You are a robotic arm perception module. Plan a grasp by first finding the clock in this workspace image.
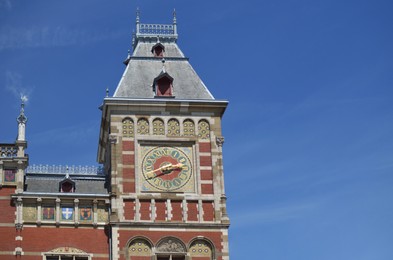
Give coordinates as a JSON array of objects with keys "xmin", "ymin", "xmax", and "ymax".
[{"xmin": 140, "ymin": 145, "xmax": 194, "ymax": 192}]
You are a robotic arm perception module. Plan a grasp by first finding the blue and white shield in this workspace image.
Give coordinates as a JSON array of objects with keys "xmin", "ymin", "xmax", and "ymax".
[{"xmin": 61, "ymin": 207, "xmax": 74, "ymax": 220}]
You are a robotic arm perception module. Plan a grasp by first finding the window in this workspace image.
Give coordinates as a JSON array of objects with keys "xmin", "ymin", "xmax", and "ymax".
[{"xmin": 152, "ymin": 42, "xmax": 165, "ymax": 57}]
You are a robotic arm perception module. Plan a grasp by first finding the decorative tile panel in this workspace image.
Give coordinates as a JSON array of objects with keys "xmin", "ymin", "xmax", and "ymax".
[
  {"xmin": 122, "ymin": 118, "xmax": 134, "ymax": 137},
  {"xmin": 137, "ymin": 118, "xmax": 149, "ymax": 135},
  {"xmin": 128, "ymin": 239, "xmax": 152, "ymax": 256},
  {"xmin": 198, "ymin": 120, "xmax": 210, "ymax": 139},
  {"xmin": 167, "ymin": 119, "xmax": 180, "ymax": 136},
  {"xmin": 183, "ymin": 119, "xmax": 195, "ymax": 136},
  {"xmin": 153, "ymin": 118, "xmax": 165, "ymax": 135}
]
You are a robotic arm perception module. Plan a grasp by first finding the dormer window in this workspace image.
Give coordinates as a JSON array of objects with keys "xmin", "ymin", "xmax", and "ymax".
[
  {"xmin": 152, "ymin": 42, "xmax": 165, "ymax": 57},
  {"xmin": 153, "ymin": 72, "xmax": 174, "ymax": 97},
  {"xmin": 59, "ymin": 174, "xmax": 75, "ymax": 193}
]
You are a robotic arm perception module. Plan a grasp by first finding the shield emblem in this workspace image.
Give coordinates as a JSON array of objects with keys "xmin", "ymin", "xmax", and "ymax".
[
  {"xmin": 61, "ymin": 207, "xmax": 74, "ymax": 220},
  {"xmin": 42, "ymin": 207, "xmax": 55, "ymax": 220},
  {"xmin": 80, "ymin": 207, "xmax": 92, "ymax": 220}
]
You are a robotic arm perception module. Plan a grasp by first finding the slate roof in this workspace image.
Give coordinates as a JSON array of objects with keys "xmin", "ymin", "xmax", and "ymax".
[
  {"xmin": 113, "ymin": 41, "xmax": 214, "ymax": 100},
  {"xmin": 24, "ymin": 174, "xmax": 108, "ymax": 195}
]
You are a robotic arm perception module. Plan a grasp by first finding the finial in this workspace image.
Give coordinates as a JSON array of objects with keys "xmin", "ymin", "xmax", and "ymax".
[
  {"xmin": 156, "ymin": 35, "xmax": 160, "ymax": 43},
  {"xmin": 17, "ymin": 96, "xmax": 27, "ymax": 124},
  {"xmin": 106, "ymin": 88, "xmax": 109, "ymax": 97},
  {"xmin": 173, "ymin": 8, "xmax": 177, "ymax": 24},
  {"xmin": 136, "ymin": 7, "xmax": 140, "ymax": 23}
]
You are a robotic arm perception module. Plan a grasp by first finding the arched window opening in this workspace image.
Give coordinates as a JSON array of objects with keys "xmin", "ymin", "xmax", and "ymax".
[
  {"xmin": 189, "ymin": 239, "xmax": 214, "ymax": 259},
  {"xmin": 128, "ymin": 238, "xmax": 152, "ymax": 259}
]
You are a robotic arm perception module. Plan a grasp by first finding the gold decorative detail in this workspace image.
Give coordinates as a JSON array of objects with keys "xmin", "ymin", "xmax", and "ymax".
[
  {"xmin": 137, "ymin": 118, "xmax": 149, "ymax": 135},
  {"xmin": 189, "ymin": 240, "xmax": 212, "ymax": 257},
  {"xmin": 153, "ymin": 118, "xmax": 165, "ymax": 135},
  {"xmin": 23, "ymin": 205, "xmax": 37, "ymax": 222},
  {"xmin": 167, "ymin": 118, "xmax": 180, "ymax": 136},
  {"xmin": 183, "ymin": 119, "xmax": 195, "ymax": 137},
  {"xmin": 122, "ymin": 118, "xmax": 134, "ymax": 138},
  {"xmin": 128, "ymin": 239, "xmax": 152, "ymax": 256},
  {"xmin": 198, "ymin": 120, "xmax": 210, "ymax": 139}
]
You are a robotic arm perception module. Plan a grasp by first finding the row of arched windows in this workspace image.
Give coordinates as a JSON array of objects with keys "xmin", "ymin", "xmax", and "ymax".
[
  {"xmin": 122, "ymin": 118, "xmax": 210, "ymax": 139},
  {"xmin": 128, "ymin": 236, "xmax": 214, "ymax": 259}
]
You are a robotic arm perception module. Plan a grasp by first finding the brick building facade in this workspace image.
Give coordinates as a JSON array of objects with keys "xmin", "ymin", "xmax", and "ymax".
[{"xmin": 0, "ymin": 11, "xmax": 229, "ymax": 260}]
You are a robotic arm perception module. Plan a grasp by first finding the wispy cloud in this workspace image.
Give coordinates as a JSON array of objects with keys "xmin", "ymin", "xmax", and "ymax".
[
  {"xmin": 0, "ymin": 0, "xmax": 12, "ymax": 11},
  {"xmin": 0, "ymin": 26, "xmax": 124, "ymax": 51},
  {"xmin": 5, "ymin": 71, "xmax": 33, "ymax": 103}
]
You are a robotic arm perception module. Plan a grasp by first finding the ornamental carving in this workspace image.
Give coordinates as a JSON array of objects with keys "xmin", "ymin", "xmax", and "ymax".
[
  {"xmin": 156, "ymin": 238, "xmax": 186, "ymax": 253},
  {"xmin": 216, "ymin": 136, "xmax": 225, "ymax": 147},
  {"xmin": 49, "ymin": 247, "xmax": 86, "ymax": 254}
]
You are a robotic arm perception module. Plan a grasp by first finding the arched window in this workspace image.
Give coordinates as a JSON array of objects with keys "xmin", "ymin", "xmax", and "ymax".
[
  {"xmin": 122, "ymin": 118, "xmax": 134, "ymax": 138},
  {"xmin": 153, "ymin": 118, "xmax": 165, "ymax": 135},
  {"xmin": 167, "ymin": 119, "xmax": 180, "ymax": 136},
  {"xmin": 189, "ymin": 239, "xmax": 214, "ymax": 259},
  {"xmin": 152, "ymin": 42, "xmax": 165, "ymax": 57},
  {"xmin": 198, "ymin": 120, "xmax": 210, "ymax": 139},
  {"xmin": 183, "ymin": 119, "xmax": 195, "ymax": 137},
  {"xmin": 137, "ymin": 118, "xmax": 149, "ymax": 135},
  {"xmin": 156, "ymin": 237, "xmax": 186, "ymax": 260},
  {"xmin": 128, "ymin": 238, "xmax": 153, "ymax": 259}
]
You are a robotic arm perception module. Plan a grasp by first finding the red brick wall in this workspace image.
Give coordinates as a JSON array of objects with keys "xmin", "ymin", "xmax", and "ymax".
[
  {"xmin": 0, "ymin": 227, "xmax": 16, "ymax": 251},
  {"xmin": 200, "ymin": 170, "xmax": 213, "ymax": 181},
  {"xmin": 201, "ymin": 184, "xmax": 213, "ymax": 195},
  {"xmin": 171, "ymin": 201, "xmax": 182, "ymax": 221},
  {"xmin": 20, "ymin": 227, "xmax": 109, "ymax": 254},
  {"xmin": 155, "ymin": 200, "xmax": 166, "ymax": 221},
  {"xmin": 122, "ymin": 154, "xmax": 134, "ymax": 165},
  {"xmin": 124, "ymin": 200, "xmax": 135, "ymax": 220},
  {"xmin": 122, "ymin": 141, "xmax": 135, "ymax": 151},
  {"xmin": 199, "ymin": 156, "xmax": 212, "ymax": 167},
  {"xmin": 202, "ymin": 201, "xmax": 214, "ymax": 221},
  {"xmin": 0, "ymin": 200, "xmax": 15, "ymax": 223},
  {"xmin": 199, "ymin": 143, "xmax": 211, "ymax": 153},
  {"xmin": 187, "ymin": 201, "xmax": 198, "ymax": 221},
  {"xmin": 140, "ymin": 200, "xmax": 151, "ymax": 220}
]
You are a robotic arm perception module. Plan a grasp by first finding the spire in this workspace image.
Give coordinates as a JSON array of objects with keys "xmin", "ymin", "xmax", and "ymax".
[
  {"xmin": 173, "ymin": 9, "xmax": 177, "ymax": 35},
  {"xmin": 136, "ymin": 7, "xmax": 140, "ymax": 24},
  {"xmin": 16, "ymin": 96, "xmax": 28, "ymax": 141}
]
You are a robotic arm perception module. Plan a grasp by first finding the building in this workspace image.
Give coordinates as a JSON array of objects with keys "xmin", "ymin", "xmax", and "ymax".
[{"xmin": 0, "ymin": 11, "xmax": 229, "ymax": 260}]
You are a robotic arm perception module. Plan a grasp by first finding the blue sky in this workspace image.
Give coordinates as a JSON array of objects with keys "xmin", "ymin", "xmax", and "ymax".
[{"xmin": 1, "ymin": 0, "xmax": 393, "ymax": 259}]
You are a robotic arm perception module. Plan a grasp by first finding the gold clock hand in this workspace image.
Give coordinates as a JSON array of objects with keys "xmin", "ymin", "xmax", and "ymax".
[{"xmin": 145, "ymin": 163, "xmax": 184, "ymax": 179}]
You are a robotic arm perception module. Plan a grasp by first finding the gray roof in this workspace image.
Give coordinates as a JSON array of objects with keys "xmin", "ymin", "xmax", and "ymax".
[
  {"xmin": 113, "ymin": 41, "xmax": 214, "ymax": 100},
  {"xmin": 24, "ymin": 174, "xmax": 108, "ymax": 195}
]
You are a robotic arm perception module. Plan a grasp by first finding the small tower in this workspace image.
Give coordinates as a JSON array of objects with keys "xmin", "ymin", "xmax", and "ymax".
[{"xmin": 98, "ymin": 11, "xmax": 230, "ymax": 260}]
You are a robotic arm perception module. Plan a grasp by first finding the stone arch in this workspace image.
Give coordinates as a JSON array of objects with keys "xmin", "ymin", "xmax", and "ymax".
[
  {"xmin": 188, "ymin": 237, "xmax": 215, "ymax": 259},
  {"xmin": 122, "ymin": 117, "xmax": 134, "ymax": 138}
]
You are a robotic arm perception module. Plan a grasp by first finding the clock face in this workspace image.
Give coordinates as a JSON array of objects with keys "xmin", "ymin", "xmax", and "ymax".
[{"xmin": 141, "ymin": 146, "xmax": 194, "ymax": 192}]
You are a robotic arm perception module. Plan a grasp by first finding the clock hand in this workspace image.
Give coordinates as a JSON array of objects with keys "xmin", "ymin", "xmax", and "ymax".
[{"xmin": 145, "ymin": 163, "xmax": 184, "ymax": 179}]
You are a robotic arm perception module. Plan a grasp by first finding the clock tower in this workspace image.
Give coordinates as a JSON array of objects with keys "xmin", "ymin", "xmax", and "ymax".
[{"xmin": 98, "ymin": 11, "xmax": 229, "ymax": 260}]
